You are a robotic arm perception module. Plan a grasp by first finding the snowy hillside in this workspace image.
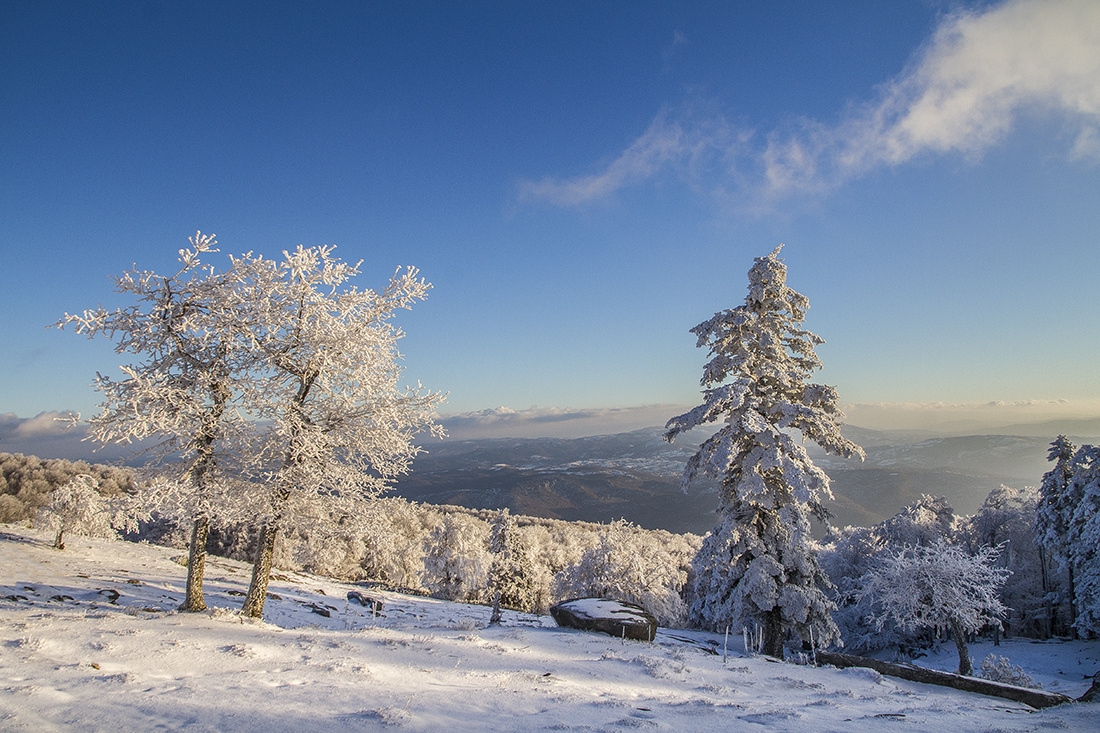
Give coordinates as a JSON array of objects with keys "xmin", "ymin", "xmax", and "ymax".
[{"xmin": 2, "ymin": 526, "xmax": 1096, "ymax": 732}]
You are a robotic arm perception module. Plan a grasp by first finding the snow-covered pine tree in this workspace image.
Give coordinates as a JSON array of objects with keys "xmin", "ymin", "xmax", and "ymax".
[
  {"xmin": 487, "ymin": 508, "xmax": 537, "ymax": 624},
  {"xmin": 1065, "ymin": 445, "xmax": 1099, "ymax": 636},
  {"xmin": 1035, "ymin": 435, "xmax": 1082, "ymax": 634},
  {"xmin": 235, "ymin": 246, "xmax": 444, "ymax": 618},
  {"xmin": 55, "ymin": 233, "xmax": 257, "ymax": 611},
  {"xmin": 857, "ymin": 539, "xmax": 1009, "ymax": 676},
  {"xmin": 665, "ymin": 245, "xmax": 864, "ymax": 659}
]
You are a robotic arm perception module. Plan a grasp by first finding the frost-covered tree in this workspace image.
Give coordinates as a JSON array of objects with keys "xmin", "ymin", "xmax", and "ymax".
[
  {"xmin": 35, "ymin": 474, "xmax": 122, "ymax": 549},
  {"xmin": 1035, "ymin": 436, "xmax": 1084, "ymax": 634},
  {"xmin": 821, "ymin": 496, "xmax": 962, "ymax": 654},
  {"xmin": 665, "ymin": 246, "xmax": 864, "ymax": 658},
  {"xmin": 1064, "ymin": 445, "xmax": 1100, "ymax": 636},
  {"xmin": 878, "ymin": 494, "xmax": 958, "ymax": 547},
  {"xmin": 553, "ymin": 518, "xmax": 689, "ymax": 627},
  {"xmin": 423, "ymin": 512, "xmax": 491, "ymax": 602},
  {"xmin": 858, "ymin": 539, "xmax": 1008, "ymax": 676},
  {"xmin": 235, "ymin": 246, "xmax": 444, "ymax": 618},
  {"xmin": 961, "ymin": 485, "xmax": 1046, "ymax": 638},
  {"xmin": 487, "ymin": 508, "xmax": 537, "ymax": 623},
  {"xmin": 358, "ymin": 497, "xmax": 435, "ymax": 590},
  {"xmin": 56, "ymin": 233, "xmax": 257, "ymax": 611},
  {"xmin": 818, "ymin": 525, "xmax": 894, "ymax": 653}
]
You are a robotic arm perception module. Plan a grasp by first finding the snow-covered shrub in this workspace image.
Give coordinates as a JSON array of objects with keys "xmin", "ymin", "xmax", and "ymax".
[
  {"xmin": 422, "ymin": 512, "xmax": 491, "ymax": 602},
  {"xmin": 34, "ymin": 474, "xmax": 118, "ymax": 548},
  {"xmin": 553, "ymin": 519, "xmax": 689, "ymax": 627},
  {"xmin": 979, "ymin": 654, "xmax": 1039, "ymax": 688}
]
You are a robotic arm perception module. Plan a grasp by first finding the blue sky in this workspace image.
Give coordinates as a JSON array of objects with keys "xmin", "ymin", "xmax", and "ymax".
[{"xmin": 2, "ymin": 0, "xmax": 1098, "ymax": 446}]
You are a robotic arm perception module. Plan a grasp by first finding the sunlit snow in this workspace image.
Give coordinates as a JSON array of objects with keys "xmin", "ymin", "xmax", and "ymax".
[{"xmin": 2, "ymin": 526, "xmax": 1096, "ymax": 731}]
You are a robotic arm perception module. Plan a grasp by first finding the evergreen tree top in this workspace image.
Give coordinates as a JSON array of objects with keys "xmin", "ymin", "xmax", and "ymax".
[{"xmin": 666, "ymin": 245, "xmax": 863, "ymax": 465}]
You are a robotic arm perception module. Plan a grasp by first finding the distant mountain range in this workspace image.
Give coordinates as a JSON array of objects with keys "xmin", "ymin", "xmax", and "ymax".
[{"xmin": 393, "ymin": 423, "xmax": 1100, "ymax": 534}]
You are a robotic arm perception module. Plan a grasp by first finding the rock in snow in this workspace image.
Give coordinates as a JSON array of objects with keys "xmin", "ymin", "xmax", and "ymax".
[
  {"xmin": 550, "ymin": 598, "xmax": 658, "ymax": 641},
  {"xmin": 347, "ymin": 590, "xmax": 384, "ymax": 612}
]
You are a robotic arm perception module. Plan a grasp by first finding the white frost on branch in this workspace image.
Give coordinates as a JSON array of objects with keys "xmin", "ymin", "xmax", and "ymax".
[{"xmin": 858, "ymin": 539, "xmax": 1009, "ymax": 637}]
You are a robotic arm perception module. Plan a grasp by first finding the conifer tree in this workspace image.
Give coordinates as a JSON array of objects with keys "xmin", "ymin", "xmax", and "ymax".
[
  {"xmin": 1053, "ymin": 443, "xmax": 1100, "ymax": 636},
  {"xmin": 666, "ymin": 245, "xmax": 863, "ymax": 658},
  {"xmin": 487, "ymin": 508, "xmax": 536, "ymax": 624},
  {"xmin": 1068, "ymin": 447, "xmax": 1100, "ymax": 635},
  {"xmin": 1035, "ymin": 435, "xmax": 1082, "ymax": 633}
]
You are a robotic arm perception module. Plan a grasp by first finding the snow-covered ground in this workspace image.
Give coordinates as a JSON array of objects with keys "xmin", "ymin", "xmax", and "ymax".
[{"xmin": 1, "ymin": 526, "xmax": 1096, "ymax": 732}]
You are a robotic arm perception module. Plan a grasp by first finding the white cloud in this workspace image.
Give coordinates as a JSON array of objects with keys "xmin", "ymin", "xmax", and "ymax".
[
  {"xmin": 841, "ymin": 398, "xmax": 1100, "ymax": 433},
  {"xmin": 522, "ymin": 0, "xmax": 1100, "ymax": 205},
  {"xmin": 779, "ymin": 0, "xmax": 1100, "ymax": 191},
  {"xmin": 437, "ymin": 404, "xmax": 686, "ymax": 440},
  {"xmin": 0, "ymin": 411, "xmax": 79, "ymax": 440}
]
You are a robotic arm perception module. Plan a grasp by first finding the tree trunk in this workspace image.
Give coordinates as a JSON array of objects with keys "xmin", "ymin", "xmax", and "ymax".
[
  {"xmin": 53, "ymin": 528, "xmax": 65, "ymax": 550},
  {"xmin": 488, "ymin": 589, "xmax": 502, "ymax": 626},
  {"xmin": 1068, "ymin": 565, "xmax": 1077, "ymax": 639},
  {"xmin": 179, "ymin": 513, "xmax": 210, "ymax": 612},
  {"xmin": 950, "ymin": 620, "xmax": 972, "ymax": 676},
  {"xmin": 761, "ymin": 607, "xmax": 785, "ymax": 660},
  {"xmin": 242, "ymin": 521, "xmax": 278, "ymax": 618},
  {"xmin": 1038, "ymin": 546, "xmax": 1053, "ymax": 639},
  {"xmin": 815, "ymin": 651, "xmax": 1075, "ymax": 709}
]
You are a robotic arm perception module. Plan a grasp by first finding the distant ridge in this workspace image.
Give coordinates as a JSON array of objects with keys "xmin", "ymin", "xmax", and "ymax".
[{"xmin": 394, "ymin": 421, "xmax": 1095, "ymax": 534}]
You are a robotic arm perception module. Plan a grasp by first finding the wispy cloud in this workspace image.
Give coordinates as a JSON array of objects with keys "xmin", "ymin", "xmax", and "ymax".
[
  {"xmin": 522, "ymin": 0, "xmax": 1100, "ymax": 205},
  {"xmin": 518, "ymin": 107, "xmax": 747, "ymax": 206}
]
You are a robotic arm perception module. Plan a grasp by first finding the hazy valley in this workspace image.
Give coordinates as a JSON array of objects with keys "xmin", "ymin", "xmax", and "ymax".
[{"xmin": 394, "ymin": 422, "xmax": 1100, "ymax": 532}]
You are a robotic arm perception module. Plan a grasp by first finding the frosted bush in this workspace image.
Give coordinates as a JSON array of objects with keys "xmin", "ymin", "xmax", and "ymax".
[
  {"xmin": 979, "ymin": 655, "xmax": 1039, "ymax": 689},
  {"xmin": 553, "ymin": 518, "xmax": 688, "ymax": 627},
  {"xmin": 34, "ymin": 474, "xmax": 118, "ymax": 548}
]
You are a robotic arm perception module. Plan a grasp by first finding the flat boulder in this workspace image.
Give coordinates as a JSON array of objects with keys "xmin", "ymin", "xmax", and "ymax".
[{"xmin": 550, "ymin": 598, "xmax": 658, "ymax": 642}]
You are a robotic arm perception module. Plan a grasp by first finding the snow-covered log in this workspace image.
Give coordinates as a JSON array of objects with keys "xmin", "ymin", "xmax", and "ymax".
[{"xmin": 814, "ymin": 650, "xmax": 1076, "ymax": 709}]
